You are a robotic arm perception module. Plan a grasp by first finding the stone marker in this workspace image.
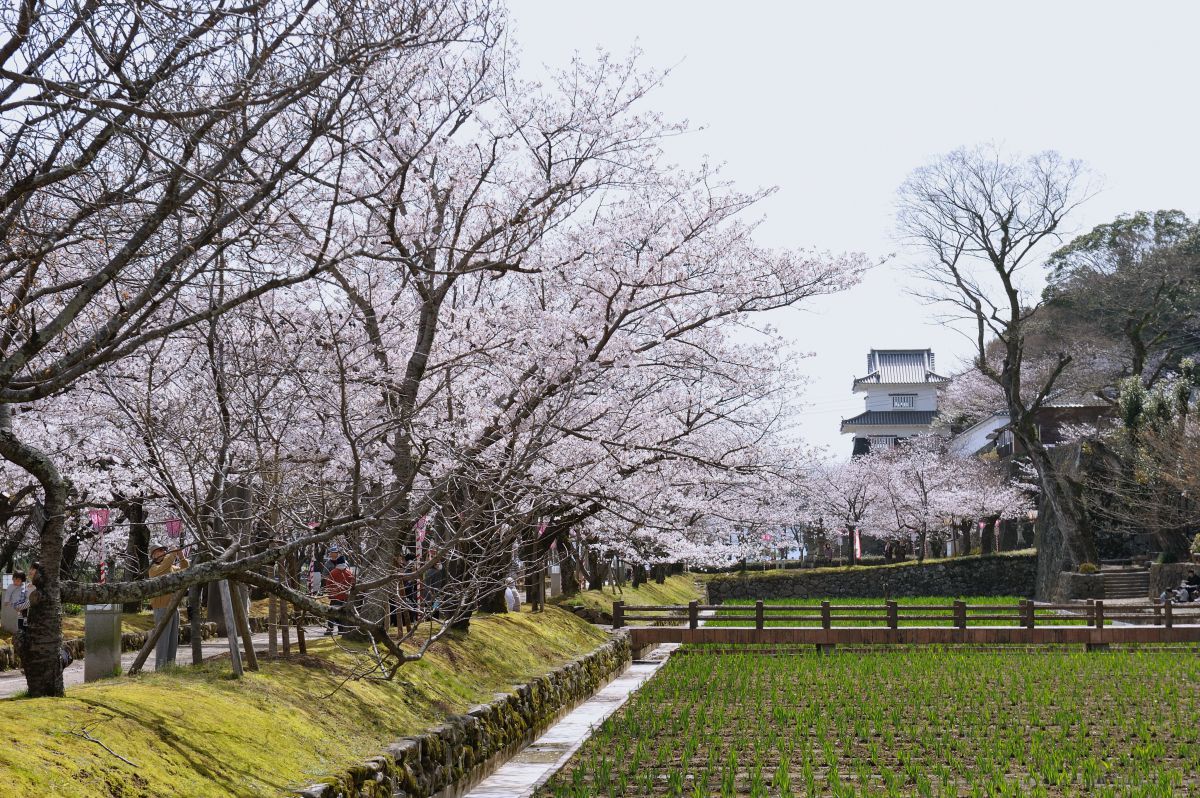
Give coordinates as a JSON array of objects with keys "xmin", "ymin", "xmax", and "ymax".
[{"xmin": 84, "ymin": 603, "xmax": 122, "ymax": 682}]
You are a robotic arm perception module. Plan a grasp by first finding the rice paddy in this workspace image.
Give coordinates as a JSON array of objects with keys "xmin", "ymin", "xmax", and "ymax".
[{"xmin": 538, "ymin": 628, "xmax": 1200, "ymax": 797}]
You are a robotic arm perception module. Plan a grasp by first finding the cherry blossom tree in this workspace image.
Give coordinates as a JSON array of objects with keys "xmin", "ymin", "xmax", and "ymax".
[
  {"xmin": 865, "ymin": 437, "xmax": 1030, "ymax": 559},
  {"xmin": 0, "ymin": 0, "xmax": 500, "ymax": 696},
  {"xmin": 2, "ymin": 1, "xmax": 870, "ymax": 696}
]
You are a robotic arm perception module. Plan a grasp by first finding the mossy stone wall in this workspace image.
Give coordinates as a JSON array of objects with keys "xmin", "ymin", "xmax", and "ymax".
[{"xmin": 295, "ymin": 632, "xmax": 631, "ymax": 798}]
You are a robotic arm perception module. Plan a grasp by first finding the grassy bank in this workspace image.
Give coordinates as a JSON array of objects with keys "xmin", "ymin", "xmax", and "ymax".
[
  {"xmin": 0, "ymin": 607, "xmax": 608, "ymax": 797},
  {"xmin": 556, "ymin": 574, "xmax": 702, "ymax": 618},
  {"xmin": 710, "ymin": 596, "xmax": 1024, "ymax": 627},
  {"xmin": 1, "ymin": 610, "xmax": 158, "ymax": 644}
]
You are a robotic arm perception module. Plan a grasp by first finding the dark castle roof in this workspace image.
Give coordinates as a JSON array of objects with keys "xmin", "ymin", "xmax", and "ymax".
[{"xmin": 840, "ymin": 410, "xmax": 939, "ymax": 429}]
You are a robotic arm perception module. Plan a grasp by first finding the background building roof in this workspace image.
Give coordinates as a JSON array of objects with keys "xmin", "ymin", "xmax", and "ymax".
[
  {"xmin": 840, "ymin": 410, "xmax": 939, "ymax": 429},
  {"xmin": 853, "ymin": 349, "xmax": 949, "ymax": 388}
]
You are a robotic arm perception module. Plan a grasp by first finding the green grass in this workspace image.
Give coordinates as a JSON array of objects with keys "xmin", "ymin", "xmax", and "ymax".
[
  {"xmin": 0, "ymin": 607, "xmax": 609, "ymax": 797},
  {"xmin": 710, "ymin": 596, "xmax": 1025, "ymax": 627},
  {"xmin": 707, "ymin": 596, "xmax": 1105, "ymax": 628},
  {"xmin": 539, "ymin": 649, "xmax": 1200, "ymax": 797},
  {"xmin": 0, "ymin": 611, "xmax": 158, "ymax": 644},
  {"xmin": 556, "ymin": 574, "xmax": 701, "ymax": 620}
]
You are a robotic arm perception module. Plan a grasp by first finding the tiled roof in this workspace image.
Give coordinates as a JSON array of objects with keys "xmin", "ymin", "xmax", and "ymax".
[
  {"xmin": 840, "ymin": 410, "xmax": 939, "ymax": 429},
  {"xmin": 853, "ymin": 349, "xmax": 949, "ymax": 388}
]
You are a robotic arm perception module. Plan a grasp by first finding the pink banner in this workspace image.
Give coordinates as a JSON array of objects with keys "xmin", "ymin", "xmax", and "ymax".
[
  {"xmin": 165, "ymin": 517, "xmax": 182, "ymax": 538},
  {"xmin": 88, "ymin": 508, "xmax": 110, "ymax": 532}
]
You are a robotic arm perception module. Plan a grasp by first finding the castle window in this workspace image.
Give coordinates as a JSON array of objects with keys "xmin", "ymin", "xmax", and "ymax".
[{"xmin": 891, "ymin": 394, "xmax": 915, "ymax": 409}]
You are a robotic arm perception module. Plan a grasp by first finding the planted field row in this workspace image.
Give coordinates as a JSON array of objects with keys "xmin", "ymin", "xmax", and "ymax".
[{"xmin": 537, "ymin": 649, "xmax": 1200, "ymax": 797}]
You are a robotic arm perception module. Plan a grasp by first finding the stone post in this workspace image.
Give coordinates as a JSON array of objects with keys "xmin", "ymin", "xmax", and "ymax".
[{"xmin": 84, "ymin": 603, "xmax": 123, "ymax": 682}]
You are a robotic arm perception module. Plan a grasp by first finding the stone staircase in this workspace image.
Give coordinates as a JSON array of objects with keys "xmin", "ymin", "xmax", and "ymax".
[{"xmin": 1100, "ymin": 565, "xmax": 1150, "ymax": 600}]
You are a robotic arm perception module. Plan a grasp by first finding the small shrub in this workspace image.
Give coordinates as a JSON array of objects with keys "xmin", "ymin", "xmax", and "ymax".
[
  {"xmin": 1157, "ymin": 551, "xmax": 1181, "ymax": 565},
  {"xmin": 1077, "ymin": 562, "xmax": 1099, "ymax": 575},
  {"xmin": 62, "ymin": 603, "xmax": 84, "ymax": 616},
  {"xmin": 1191, "ymin": 533, "xmax": 1200, "ymax": 555}
]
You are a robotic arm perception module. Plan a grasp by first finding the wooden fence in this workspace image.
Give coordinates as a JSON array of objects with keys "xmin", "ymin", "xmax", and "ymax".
[{"xmin": 615, "ymin": 599, "xmax": 1200, "ymax": 650}]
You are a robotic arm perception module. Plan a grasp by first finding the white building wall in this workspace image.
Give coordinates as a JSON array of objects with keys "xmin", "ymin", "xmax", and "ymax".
[
  {"xmin": 948, "ymin": 413, "xmax": 1010, "ymax": 458},
  {"xmin": 863, "ymin": 385, "xmax": 939, "ymax": 412}
]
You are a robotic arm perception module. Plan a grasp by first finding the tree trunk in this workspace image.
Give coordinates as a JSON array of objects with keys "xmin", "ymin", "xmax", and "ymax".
[
  {"xmin": 981, "ymin": 518, "xmax": 996, "ymax": 555},
  {"xmin": 1024, "ymin": 434, "xmax": 1099, "ymax": 567},
  {"xmin": 121, "ymin": 499, "xmax": 151, "ymax": 613},
  {"xmin": 587, "ymin": 550, "xmax": 608, "ymax": 590},
  {"xmin": 559, "ymin": 546, "xmax": 581, "ymax": 597},
  {"xmin": 479, "ymin": 585, "xmax": 507, "ymax": 614},
  {"xmin": 0, "ymin": 406, "xmax": 67, "ymax": 697}
]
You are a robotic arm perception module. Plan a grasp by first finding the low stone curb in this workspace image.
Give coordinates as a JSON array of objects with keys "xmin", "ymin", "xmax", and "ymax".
[{"xmin": 293, "ymin": 632, "xmax": 632, "ymax": 798}]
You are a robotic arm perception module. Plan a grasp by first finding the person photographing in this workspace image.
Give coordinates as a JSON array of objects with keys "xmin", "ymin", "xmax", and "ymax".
[{"xmin": 148, "ymin": 545, "xmax": 189, "ymax": 669}]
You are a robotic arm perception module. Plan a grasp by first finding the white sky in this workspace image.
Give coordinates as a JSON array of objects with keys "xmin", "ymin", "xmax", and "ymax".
[{"xmin": 506, "ymin": 0, "xmax": 1200, "ymax": 457}]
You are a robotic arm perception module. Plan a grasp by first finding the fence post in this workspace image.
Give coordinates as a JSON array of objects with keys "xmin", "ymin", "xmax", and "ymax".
[
  {"xmin": 1086, "ymin": 599, "xmax": 1095, "ymax": 627},
  {"xmin": 953, "ymin": 600, "xmax": 966, "ymax": 630},
  {"xmin": 1021, "ymin": 599, "xmax": 1035, "ymax": 629},
  {"xmin": 755, "ymin": 600, "xmax": 764, "ymax": 631},
  {"xmin": 688, "ymin": 600, "xmax": 699, "ymax": 630},
  {"xmin": 1165, "ymin": 599, "xmax": 1173, "ymax": 629},
  {"xmin": 886, "ymin": 600, "xmax": 898, "ymax": 630},
  {"xmin": 1093, "ymin": 600, "xmax": 1104, "ymax": 630},
  {"xmin": 820, "ymin": 601, "xmax": 831, "ymax": 630},
  {"xmin": 612, "ymin": 601, "xmax": 624, "ymax": 630}
]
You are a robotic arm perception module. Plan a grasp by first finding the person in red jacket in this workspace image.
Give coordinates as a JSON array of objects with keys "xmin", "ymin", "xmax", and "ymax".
[{"xmin": 324, "ymin": 561, "xmax": 355, "ymax": 636}]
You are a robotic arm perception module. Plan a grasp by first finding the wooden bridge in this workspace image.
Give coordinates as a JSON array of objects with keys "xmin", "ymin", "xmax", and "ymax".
[{"xmin": 614, "ymin": 599, "xmax": 1200, "ymax": 651}]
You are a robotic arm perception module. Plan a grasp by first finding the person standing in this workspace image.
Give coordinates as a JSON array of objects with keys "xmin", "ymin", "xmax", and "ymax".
[
  {"xmin": 1, "ymin": 571, "xmax": 24, "ymax": 634},
  {"xmin": 504, "ymin": 577, "xmax": 522, "ymax": 613},
  {"xmin": 324, "ymin": 561, "xmax": 355, "ymax": 636},
  {"xmin": 12, "ymin": 563, "xmax": 39, "ymax": 669},
  {"xmin": 148, "ymin": 545, "xmax": 188, "ymax": 669},
  {"xmin": 425, "ymin": 560, "xmax": 446, "ymax": 620}
]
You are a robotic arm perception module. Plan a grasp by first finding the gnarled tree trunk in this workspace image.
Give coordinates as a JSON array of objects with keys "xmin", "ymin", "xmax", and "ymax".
[{"xmin": 0, "ymin": 405, "xmax": 66, "ymax": 697}]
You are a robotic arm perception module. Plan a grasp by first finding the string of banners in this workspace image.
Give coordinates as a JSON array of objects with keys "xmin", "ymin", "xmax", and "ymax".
[{"xmin": 86, "ymin": 509, "xmax": 186, "ymax": 584}]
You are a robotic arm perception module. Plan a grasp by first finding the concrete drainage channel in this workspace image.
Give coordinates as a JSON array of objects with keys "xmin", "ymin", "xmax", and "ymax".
[{"xmin": 463, "ymin": 643, "xmax": 678, "ymax": 798}]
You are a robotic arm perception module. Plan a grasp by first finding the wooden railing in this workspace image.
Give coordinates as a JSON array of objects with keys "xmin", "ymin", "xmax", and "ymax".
[{"xmin": 614, "ymin": 599, "xmax": 1200, "ymax": 651}]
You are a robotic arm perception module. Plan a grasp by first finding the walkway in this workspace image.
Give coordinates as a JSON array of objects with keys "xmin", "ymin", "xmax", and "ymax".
[
  {"xmin": 464, "ymin": 643, "xmax": 677, "ymax": 798},
  {"xmin": 0, "ymin": 627, "xmax": 325, "ymax": 698}
]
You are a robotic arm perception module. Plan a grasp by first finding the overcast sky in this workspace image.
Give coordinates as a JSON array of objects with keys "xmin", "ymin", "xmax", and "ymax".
[{"xmin": 506, "ymin": 0, "xmax": 1200, "ymax": 457}]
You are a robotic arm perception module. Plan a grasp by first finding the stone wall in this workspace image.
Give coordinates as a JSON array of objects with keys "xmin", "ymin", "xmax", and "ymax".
[
  {"xmin": 0, "ymin": 621, "xmax": 218, "ymax": 672},
  {"xmin": 1150, "ymin": 563, "xmax": 1193, "ymax": 599},
  {"xmin": 295, "ymin": 633, "xmax": 632, "ymax": 798},
  {"xmin": 1049, "ymin": 572, "xmax": 1105, "ymax": 603},
  {"xmin": 705, "ymin": 553, "xmax": 1038, "ymax": 603}
]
